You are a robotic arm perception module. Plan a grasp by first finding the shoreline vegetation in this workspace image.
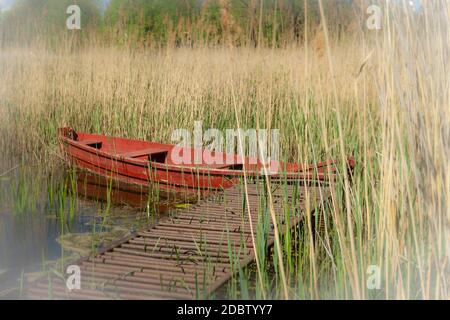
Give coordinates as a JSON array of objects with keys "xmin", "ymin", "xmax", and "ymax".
[
  {"xmin": 0, "ymin": 0, "xmax": 356, "ymax": 48},
  {"xmin": 0, "ymin": 1, "xmax": 448, "ymax": 299}
]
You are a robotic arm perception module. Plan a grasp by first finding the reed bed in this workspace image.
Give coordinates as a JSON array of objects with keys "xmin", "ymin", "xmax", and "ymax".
[{"xmin": 0, "ymin": 2, "xmax": 448, "ymax": 299}]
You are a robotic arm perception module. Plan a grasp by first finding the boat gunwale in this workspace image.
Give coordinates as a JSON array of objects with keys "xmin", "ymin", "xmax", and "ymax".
[{"xmin": 60, "ymin": 135, "xmax": 338, "ymax": 181}]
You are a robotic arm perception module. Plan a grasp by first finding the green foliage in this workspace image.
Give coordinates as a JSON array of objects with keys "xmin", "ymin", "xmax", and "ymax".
[
  {"xmin": 1, "ymin": 0, "xmax": 358, "ymax": 47},
  {"xmin": 104, "ymin": 0, "xmax": 199, "ymax": 43},
  {"xmin": 102, "ymin": 0, "xmax": 356, "ymax": 46}
]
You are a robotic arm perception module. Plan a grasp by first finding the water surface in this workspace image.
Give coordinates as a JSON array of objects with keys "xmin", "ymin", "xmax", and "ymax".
[{"xmin": 0, "ymin": 160, "xmax": 172, "ymax": 296}]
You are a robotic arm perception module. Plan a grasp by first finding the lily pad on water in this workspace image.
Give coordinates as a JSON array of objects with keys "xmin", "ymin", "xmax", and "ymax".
[
  {"xmin": 57, "ymin": 232, "xmax": 102, "ymax": 256},
  {"xmin": 57, "ymin": 227, "xmax": 132, "ymax": 257}
]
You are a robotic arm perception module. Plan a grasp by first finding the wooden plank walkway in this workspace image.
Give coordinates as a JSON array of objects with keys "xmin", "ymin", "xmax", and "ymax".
[{"xmin": 24, "ymin": 182, "xmax": 330, "ymax": 299}]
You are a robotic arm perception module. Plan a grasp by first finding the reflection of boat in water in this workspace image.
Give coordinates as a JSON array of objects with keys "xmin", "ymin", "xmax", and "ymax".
[
  {"xmin": 75, "ymin": 172, "xmax": 174, "ymax": 210},
  {"xmin": 59, "ymin": 127, "xmax": 355, "ymax": 197}
]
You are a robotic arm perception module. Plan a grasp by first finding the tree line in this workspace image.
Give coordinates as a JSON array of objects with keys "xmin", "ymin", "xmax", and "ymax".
[{"xmin": 0, "ymin": 0, "xmax": 361, "ymax": 47}]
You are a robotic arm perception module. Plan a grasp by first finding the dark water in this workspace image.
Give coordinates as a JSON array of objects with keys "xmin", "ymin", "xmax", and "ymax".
[{"xmin": 0, "ymin": 161, "xmax": 173, "ymax": 295}]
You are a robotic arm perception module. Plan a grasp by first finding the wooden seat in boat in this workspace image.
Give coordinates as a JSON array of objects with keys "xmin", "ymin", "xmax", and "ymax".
[
  {"xmin": 119, "ymin": 148, "xmax": 168, "ymax": 159},
  {"xmin": 116, "ymin": 148, "xmax": 168, "ymax": 163},
  {"xmin": 80, "ymin": 139, "xmax": 102, "ymax": 149}
]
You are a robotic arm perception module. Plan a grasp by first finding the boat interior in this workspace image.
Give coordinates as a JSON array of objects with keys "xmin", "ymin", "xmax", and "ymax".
[{"xmin": 73, "ymin": 131, "xmax": 247, "ymax": 170}]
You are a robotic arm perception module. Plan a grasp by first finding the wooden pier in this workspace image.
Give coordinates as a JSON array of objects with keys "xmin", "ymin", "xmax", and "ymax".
[{"xmin": 24, "ymin": 182, "xmax": 330, "ymax": 299}]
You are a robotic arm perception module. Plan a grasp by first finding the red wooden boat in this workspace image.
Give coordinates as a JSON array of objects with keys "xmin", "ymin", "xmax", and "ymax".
[{"xmin": 58, "ymin": 127, "xmax": 355, "ymax": 197}]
